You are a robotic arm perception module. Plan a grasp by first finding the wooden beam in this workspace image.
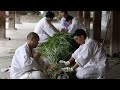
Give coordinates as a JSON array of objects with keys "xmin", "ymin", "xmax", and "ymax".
[
  {"xmin": 15, "ymin": 11, "xmax": 22, "ymax": 24},
  {"xmin": 84, "ymin": 11, "xmax": 90, "ymax": 30},
  {"xmin": 110, "ymin": 11, "xmax": 120, "ymax": 56},
  {"xmin": 90, "ymin": 18, "xmax": 93, "ymax": 22},
  {"xmin": 8, "ymin": 11, "xmax": 17, "ymax": 30},
  {"xmin": 0, "ymin": 11, "xmax": 6, "ymax": 38},
  {"xmin": 84, "ymin": 11, "xmax": 90, "ymax": 37},
  {"xmin": 93, "ymin": 11, "xmax": 102, "ymax": 42},
  {"xmin": 77, "ymin": 11, "xmax": 83, "ymax": 25}
]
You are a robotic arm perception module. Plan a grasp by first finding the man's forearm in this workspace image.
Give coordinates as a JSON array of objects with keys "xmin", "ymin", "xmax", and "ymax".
[
  {"xmin": 52, "ymin": 26, "xmax": 59, "ymax": 32},
  {"xmin": 69, "ymin": 57, "xmax": 75, "ymax": 63},
  {"xmin": 72, "ymin": 63, "xmax": 79, "ymax": 71},
  {"xmin": 49, "ymin": 22, "xmax": 59, "ymax": 32}
]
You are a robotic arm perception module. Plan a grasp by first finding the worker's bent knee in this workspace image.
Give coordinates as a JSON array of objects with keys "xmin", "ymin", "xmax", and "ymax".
[
  {"xmin": 19, "ymin": 73, "xmax": 29, "ymax": 79},
  {"xmin": 76, "ymin": 72, "xmax": 100, "ymax": 79},
  {"xmin": 76, "ymin": 69, "xmax": 100, "ymax": 79},
  {"xmin": 76, "ymin": 72, "xmax": 91, "ymax": 79},
  {"xmin": 76, "ymin": 72, "xmax": 84, "ymax": 79},
  {"xmin": 31, "ymin": 71, "xmax": 46, "ymax": 79}
]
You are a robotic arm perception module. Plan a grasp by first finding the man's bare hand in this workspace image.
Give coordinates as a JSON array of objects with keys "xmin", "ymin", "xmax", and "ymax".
[
  {"xmin": 33, "ymin": 52, "xmax": 41, "ymax": 60},
  {"xmin": 61, "ymin": 28, "xmax": 67, "ymax": 32}
]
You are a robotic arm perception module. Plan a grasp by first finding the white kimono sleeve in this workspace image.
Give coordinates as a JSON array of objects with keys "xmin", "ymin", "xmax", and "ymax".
[
  {"xmin": 43, "ymin": 21, "xmax": 57, "ymax": 37},
  {"xmin": 72, "ymin": 45, "xmax": 83, "ymax": 60},
  {"xmin": 75, "ymin": 43, "xmax": 94, "ymax": 67},
  {"xmin": 60, "ymin": 17, "xmax": 68, "ymax": 29},
  {"xmin": 20, "ymin": 51, "xmax": 34, "ymax": 73},
  {"xmin": 68, "ymin": 18, "xmax": 78, "ymax": 34}
]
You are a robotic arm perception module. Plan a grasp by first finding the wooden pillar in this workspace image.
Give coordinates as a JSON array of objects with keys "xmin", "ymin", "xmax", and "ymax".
[
  {"xmin": 84, "ymin": 11, "xmax": 90, "ymax": 37},
  {"xmin": 5, "ymin": 11, "xmax": 9, "ymax": 22},
  {"xmin": 0, "ymin": 11, "xmax": 6, "ymax": 38},
  {"xmin": 77, "ymin": 11, "xmax": 83, "ymax": 25},
  {"xmin": 93, "ymin": 11, "xmax": 102, "ymax": 42},
  {"xmin": 15, "ymin": 11, "xmax": 22, "ymax": 24},
  {"xmin": 110, "ymin": 11, "xmax": 120, "ymax": 56},
  {"xmin": 8, "ymin": 11, "xmax": 17, "ymax": 30}
]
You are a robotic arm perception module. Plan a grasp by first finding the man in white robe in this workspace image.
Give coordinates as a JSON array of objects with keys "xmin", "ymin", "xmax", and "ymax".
[
  {"xmin": 10, "ymin": 32, "xmax": 49, "ymax": 79},
  {"xmin": 60, "ymin": 11, "xmax": 69, "ymax": 29},
  {"xmin": 34, "ymin": 11, "xmax": 59, "ymax": 43},
  {"xmin": 59, "ymin": 29, "xmax": 109, "ymax": 79},
  {"xmin": 65, "ymin": 15, "xmax": 80, "ymax": 34}
]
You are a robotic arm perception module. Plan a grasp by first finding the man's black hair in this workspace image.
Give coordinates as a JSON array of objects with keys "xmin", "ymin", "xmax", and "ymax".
[
  {"xmin": 61, "ymin": 11, "xmax": 68, "ymax": 15},
  {"xmin": 66, "ymin": 15, "xmax": 73, "ymax": 22},
  {"xmin": 27, "ymin": 32, "xmax": 39, "ymax": 40},
  {"xmin": 46, "ymin": 11, "xmax": 55, "ymax": 18},
  {"xmin": 73, "ymin": 29, "xmax": 87, "ymax": 39}
]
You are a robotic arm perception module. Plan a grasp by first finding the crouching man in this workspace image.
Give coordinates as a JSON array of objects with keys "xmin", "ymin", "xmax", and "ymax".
[
  {"xmin": 59, "ymin": 29, "xmax": 109, "ymax": 79},
  {"xmin": 10, "ymin": 32, "xmax": 49, "ymax": 79}
]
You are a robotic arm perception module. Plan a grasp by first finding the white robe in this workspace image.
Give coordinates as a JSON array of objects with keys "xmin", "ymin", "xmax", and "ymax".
[
  {"xmin": 10, "ymin": 43, "xmax": 49, "ymax": 79},
  {"xmin": 72, "ymin": 38, "xmax": 108, "ymax": 79},
  {"xmin": 34, "ymin": 17, "xmax": 57, "ymax": 43},
  {"xmin": 67, "ymin": 17, "xmax": 80, "ymax": 34},
  {"xmin": 60, "ymin": 17, "xmax": 68, "ymax": 29}
]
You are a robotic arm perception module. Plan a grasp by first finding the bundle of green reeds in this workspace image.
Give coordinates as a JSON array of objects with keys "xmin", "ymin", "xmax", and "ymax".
[{"xmin": 37, "ymin": 32, "xmax": 78, "ymax": 79}]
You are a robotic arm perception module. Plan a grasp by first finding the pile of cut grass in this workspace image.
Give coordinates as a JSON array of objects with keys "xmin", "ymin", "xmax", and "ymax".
[{"xmin": 37, "ymin": 32, "xmax": 79, "ymax": 79}]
